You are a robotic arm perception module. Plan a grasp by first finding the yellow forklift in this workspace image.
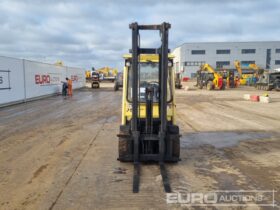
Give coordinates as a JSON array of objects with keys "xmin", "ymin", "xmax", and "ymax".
[{"xmin": 117, "ymin": 22, "xmax": 180, "ymax": 193}]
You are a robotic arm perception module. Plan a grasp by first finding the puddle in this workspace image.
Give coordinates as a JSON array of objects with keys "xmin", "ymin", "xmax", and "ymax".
[{"xmin": 181, "ymin": 131, "xmax": 274, "ymax": 148}]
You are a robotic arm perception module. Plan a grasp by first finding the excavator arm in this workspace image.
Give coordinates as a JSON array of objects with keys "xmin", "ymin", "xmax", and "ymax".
[
  {"xmin": 234, "ymin": 60, "xmax": 243, "ymax": 78},
  {"xmin": 248, "ymin": 64, "xmax": 260, "ymax": 71},
  {"xmin": 200, "ymin": 63, "xmax": 220, "ymax": 79}
]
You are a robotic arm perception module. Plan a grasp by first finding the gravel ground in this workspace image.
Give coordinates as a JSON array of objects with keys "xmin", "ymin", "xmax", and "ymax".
[{"xmin": 0, "ymin": 81, "xmax": 279, "ymax": 209}]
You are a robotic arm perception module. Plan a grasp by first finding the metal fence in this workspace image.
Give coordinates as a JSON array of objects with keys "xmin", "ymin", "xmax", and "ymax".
[{"xmin": 0, "ymin": 56, "xmax": 86, "ymax": 107}]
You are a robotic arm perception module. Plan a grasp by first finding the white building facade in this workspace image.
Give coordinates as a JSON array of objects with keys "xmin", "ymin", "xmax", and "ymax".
[{"xmin": 172, "ymin": 41, "xmax": 280, "ymax": 77}]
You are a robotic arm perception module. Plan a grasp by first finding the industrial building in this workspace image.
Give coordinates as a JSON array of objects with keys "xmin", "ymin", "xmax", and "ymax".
[{"xmin": 172, "ymin": 41, "xmax": 280, "ymax": 77}]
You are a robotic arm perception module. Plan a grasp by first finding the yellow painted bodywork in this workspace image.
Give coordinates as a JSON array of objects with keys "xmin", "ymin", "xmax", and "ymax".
[
  {"xmin": 234, "ymin": 60, "xmax": 248, "ymax": 85},
  {"xmin": 240, "ymin": 74, "xmax": 253, "ymax": 85},
  {"xmin": 121, "ymin": 54, "xmax": 176, "ymax": 125},
  {"xmin": 85, "ymin": 70, "xmax": 91, "ymax": 78}
]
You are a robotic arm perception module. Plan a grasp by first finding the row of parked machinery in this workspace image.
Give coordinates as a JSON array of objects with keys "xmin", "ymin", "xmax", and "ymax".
[
  {"xmin": 85, "ymin": 67, "xmax": 118, "ymax": 89},
  {"xmin": 85, "ymin": 60, "xmax": 280, "ymax": 92},
  {"xmin": 195, "ymin": 60, "xmax": 280, "ymax": 91},
  {"xmin": 234, "ymin": 61, "xmax": 280, "ymax": 91}
]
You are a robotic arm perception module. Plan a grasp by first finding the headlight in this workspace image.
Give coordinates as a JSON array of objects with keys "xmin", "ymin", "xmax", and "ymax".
[
  {"xmin": 168, "ymin": 61, "xmax": 173, "ymax": 67},
  {"xmin": 125, "ymin": 61, "xmax": 131, "ymax": 67}
]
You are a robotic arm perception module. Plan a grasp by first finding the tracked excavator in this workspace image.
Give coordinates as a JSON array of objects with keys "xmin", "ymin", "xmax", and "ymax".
[
  {"xmin": 197, "ymin": 63, "xmax": 226, "ymax": 90},
  {"xmin": 117, "ymin": 22, "xmax": 180, "ymax": 193}
]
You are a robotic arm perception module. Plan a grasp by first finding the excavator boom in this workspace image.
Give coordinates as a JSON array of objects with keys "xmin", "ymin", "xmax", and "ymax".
[{"xmin": 234, "ymin": 60, "xmax": 243, "ymax": 78}]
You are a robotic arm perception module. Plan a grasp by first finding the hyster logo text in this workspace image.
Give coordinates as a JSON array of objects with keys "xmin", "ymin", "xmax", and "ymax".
[{"xmin": 35, "ymin": 75, "xmax": 50, "ymax": 84}]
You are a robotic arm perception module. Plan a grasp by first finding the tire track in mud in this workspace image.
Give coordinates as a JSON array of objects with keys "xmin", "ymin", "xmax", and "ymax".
[
  {"xmin": 176, "ymin": 112, "xmax": 199, "ymax": 132},
  {"xmin": 47, "ymin": 91, "xmax": 119, "ymax": 210},
  {"xmin": 48, "ymin": 117, "xmax": 110, "ymax": 210}
]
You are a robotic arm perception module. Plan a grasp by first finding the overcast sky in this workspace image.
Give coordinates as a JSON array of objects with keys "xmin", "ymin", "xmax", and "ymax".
[{"xmin": 0, "ymin": 0, "xmax": 279, "ymax": 70}]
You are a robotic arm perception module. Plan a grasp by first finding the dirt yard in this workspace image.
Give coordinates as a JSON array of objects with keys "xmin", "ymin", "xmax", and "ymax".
[{"xmin": 0, "ymin": 82, "xmax": 279, "ymax": 209}]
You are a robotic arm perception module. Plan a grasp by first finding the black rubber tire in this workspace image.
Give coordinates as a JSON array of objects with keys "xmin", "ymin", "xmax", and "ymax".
[
  {"xmin": 91, "ymin": 82, "xmax": 100, "ymax": 89},
  {"xmin": 207, "ymin": 81, "xmax": 213, "ymax": 90},
  {"xmin": 114, "ymin": 82, "xmax": 119, "ymax": 91},
  {"xmin": 118, "ymin": 137, "xmax": 130, "ymax": 159},
  {"xmin": 167, "ymin": 125, "xmax": 179, "ymax": 134},
  {"xmin": 172, "ymin": 137, "xmax": 180, "ymax": 158}
]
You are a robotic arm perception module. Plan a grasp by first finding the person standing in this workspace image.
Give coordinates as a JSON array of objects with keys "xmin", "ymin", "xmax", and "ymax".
[
  {"xmin": 61, "ymin": 81, "xmax": 68, "ymax": 96},
  {"xmin": 66, "ymin": 77, "xmax": 73, "ymax": 96}
]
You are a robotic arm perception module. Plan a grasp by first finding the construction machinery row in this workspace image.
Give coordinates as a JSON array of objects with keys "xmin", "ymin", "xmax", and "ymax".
[
  {"xmin": 85, "ymin": 67, "xmax": 118, "ymax": 89},
  {"xmin": 195, "ymin": 60, "xmax": 280, "ymax": 91},
  {"xmin": 234, "ymin": 60, "xmax": 280, "ymax": 91}
]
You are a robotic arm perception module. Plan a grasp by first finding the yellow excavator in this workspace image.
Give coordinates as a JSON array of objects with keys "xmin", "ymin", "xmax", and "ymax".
[
  {"xmin": 234, "ymin": 60, "xmax": 248, "ymax": 85},
  {"xmin": 248, "ymin": 63, "xmax": 265, "ymax": 76},
  {"xmin": 95, "ymin": 67, "xmax": 118, "ymax": 82},
  {"xmin": 234, "ymin": 61, "xmax": 265, "ymax": 85},
  {"xmin": 197, "ymin": 63, "xmax": 226, "ymax": 90}
]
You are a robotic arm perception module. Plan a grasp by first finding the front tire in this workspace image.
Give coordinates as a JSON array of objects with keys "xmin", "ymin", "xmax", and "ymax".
[
  {"xmin": 114, "ymin": 82, "xmax": 119, "ymax": 91},
  {"xmin": 207, "ymin": 81, "xmax": 213, "ymax": 90},
  {"xmin": 118, "ymin": 137, "xmax": 130, "ymax": 160},
  {"xmin": 172, "ymin": 137, "xmax": 180, "ymax": 158}
]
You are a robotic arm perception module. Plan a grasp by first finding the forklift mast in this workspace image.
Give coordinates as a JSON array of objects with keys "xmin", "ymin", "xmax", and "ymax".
[
  {"xmin": 117, "ymin": 22, "xmax": 180, "ymax": 193},
  {"xmin": 129, "ymin": 22, "xmax": 176, "ymax": 193},
  {"xmin": 129, "ymin": 22, "xmax": 170, "ymax": 164}
]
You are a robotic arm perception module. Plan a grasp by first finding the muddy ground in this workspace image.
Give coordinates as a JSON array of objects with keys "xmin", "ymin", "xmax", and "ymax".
[{"xmin": 0, "ymin": 82, "xmax": 279, "ymax": 210}]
